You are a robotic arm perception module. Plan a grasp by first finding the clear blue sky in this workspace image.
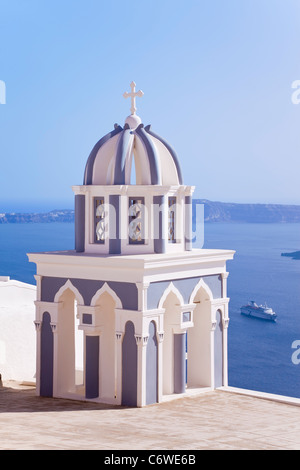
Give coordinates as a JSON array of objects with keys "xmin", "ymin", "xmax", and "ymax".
[{"xmin": 1, "ymin": 0, "xmax": 300, "ymax": 211}]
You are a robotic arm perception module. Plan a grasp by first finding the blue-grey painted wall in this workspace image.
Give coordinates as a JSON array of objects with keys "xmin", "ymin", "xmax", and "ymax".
[
  {"xmin": 41, "ymin": 277, "xmax": 138, "ymax": 310},
  {"xmin": 85, "ymin": 335, "xmax": 99, "ymax": 399},
  {"xmin": 122, "ymin": 321, "xmax": 137, "ymax": 407},
  {"xmin": 146, "ymin": 321, "xmax": 158, "ymax": 405},
  {"xmin": 75, "ymin": 194, "xmax": 85, "ymax": 253},
  {"xmin": 40, "ymin": 312, "xmax": 53, "ymax": 397},
  {"xmin": 147, "ymin": 275, "xmax": 222, "ymax": 310}
]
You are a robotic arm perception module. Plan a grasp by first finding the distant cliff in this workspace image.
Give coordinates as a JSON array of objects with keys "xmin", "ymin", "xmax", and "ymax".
[
  {"xmin": 193, "ymin": 200, "xmax": 300, "ymax": 223},
  {"xmin": 0, "ymin": 200, "xmax": 300, "ymax": 224},
  {"xmin": 0, "ymin": 209, "xmax": 74, "ymax": 224}
]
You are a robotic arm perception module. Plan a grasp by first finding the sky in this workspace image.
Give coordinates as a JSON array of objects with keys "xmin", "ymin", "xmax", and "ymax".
[{"xmin": 1, "ymin": 0, "xmax": 300, "ymax": 211}]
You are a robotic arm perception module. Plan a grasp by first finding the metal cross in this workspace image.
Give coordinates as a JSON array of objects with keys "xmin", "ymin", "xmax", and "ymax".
[{"xmin": 123, "ymin": 81, "xmax": 144, "ymax": 115}]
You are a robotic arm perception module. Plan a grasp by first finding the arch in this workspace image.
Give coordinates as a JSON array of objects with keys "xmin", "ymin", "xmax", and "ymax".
[
  {"xmin": 122, "ymin": 321, "xmax": 137, "ymax": 406},
  {"xmin": 158, "ymin": 282, "xmax": 185, "ymax": 310},
  {"xmin": 90, "ymin": 282, "xmax": 123, "ymax": 308},
  {"xmin": 189, "ymin": 278, "xmax": 214, "ymax": 305},
  {"xmin": 54, "ymin": 279, "xmax": 84, "ymax": 305},
  {"xmin": 212, "ymin": 305, "xmax": 225, "ymax": 325}
]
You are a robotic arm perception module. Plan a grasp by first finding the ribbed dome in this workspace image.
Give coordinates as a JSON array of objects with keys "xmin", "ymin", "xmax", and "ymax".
[{"xmin": 83, "ymin": 118, "xmax": 183, "ymax": 186}]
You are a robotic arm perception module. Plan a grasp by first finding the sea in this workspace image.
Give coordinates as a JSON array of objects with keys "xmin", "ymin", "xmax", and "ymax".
[{"xmin": 0, "ymin": 221, "xmax": 299, "ymax": 399}]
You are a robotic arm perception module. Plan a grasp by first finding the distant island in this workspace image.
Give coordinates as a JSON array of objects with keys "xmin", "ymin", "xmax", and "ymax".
[
  {"xmin": 0, "ymin": 200, "xmax": 300, "ymax": 224},
  {"xmin": 0, "ymin": 209, "xmax": 74, "ymax": 224},
  {"xmin": 281, "ymin": 251, "xmax": 300, "ymax": 260},
  {"xmin": 193, "ymin": 199, "xmax": 300, "ymax": 224}
]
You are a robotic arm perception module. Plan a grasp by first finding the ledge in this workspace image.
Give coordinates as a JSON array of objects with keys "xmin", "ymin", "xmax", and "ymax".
[{"xmin": 221, "ymin": 386, "xmax": 300, "ymax": 407}]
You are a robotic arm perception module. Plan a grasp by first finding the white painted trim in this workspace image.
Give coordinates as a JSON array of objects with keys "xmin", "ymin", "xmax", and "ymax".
[
  {"xmin": 189, "ymin": 278, "xmax": 214, "ymax": 304},
  {"xmin": 53, "ymin": 279, "xmax": 84, "ymax": 305},
  {"xmin": 221, "ymin": 386, "xmax": 300, "ymax": 407},
  {"xmin": 90, "ymin": 282, "xmax": 123, "ymax": 308},
  {"xmin": 158, "ymin": 281, "xmax": 185, "ymax": 309}
]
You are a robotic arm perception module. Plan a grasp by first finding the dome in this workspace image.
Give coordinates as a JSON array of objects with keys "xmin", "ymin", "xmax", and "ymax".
[{"xmin": 83, "ymin": 117, "xmax": 183, "ymax": 186}]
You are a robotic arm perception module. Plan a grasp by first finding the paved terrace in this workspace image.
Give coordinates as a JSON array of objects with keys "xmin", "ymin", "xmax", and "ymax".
[{"xmin": 0, "ymin": 381, "xmax": 299, "ymax": 450}]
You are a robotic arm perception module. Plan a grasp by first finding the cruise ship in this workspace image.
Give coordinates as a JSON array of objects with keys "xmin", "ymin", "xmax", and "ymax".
[{"xmin": 241, "ymin": 301, "xmax": 277, "ymax": 321}]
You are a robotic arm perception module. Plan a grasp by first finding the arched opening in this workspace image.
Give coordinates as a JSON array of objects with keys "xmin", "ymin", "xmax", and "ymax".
[
  {"xmin": 161, "ymin": 290, "xmax": 182, "ymax": 395},
  {"xmin": 187, "ymin": 285, "xmax": 213, "ymax": 388},
  {"xmin": 56, "ymin": 288, "xmax": 84, "ymax": 397},
  {"xmin": 93, "ymin": 290, "xmax": 116, "ymax": 400}
]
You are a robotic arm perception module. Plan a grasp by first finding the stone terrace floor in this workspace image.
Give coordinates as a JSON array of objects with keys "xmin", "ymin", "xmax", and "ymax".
[{"xmin": 0, "ymin": 381, "xmax": 300, "ymax": 450}]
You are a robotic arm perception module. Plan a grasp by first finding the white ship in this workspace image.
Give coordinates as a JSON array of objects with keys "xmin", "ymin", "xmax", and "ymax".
[{"xmin": 241, "ymin": 301, "xmax": 277, "ymax": 321}]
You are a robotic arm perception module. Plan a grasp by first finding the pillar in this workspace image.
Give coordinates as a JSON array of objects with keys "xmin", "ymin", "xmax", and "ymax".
[
  {"xmin": 185, "ymin": 195, "xmax": 192, "ymax": 251},
  {"xmin": 136, "ymin": 334, "xmax": 148, "ymax": 407}
]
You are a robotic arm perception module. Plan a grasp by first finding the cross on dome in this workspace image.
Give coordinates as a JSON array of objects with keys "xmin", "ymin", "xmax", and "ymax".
[{"xmin": 123, "ymin": 81, "xmax": 144, "ymax": 115}]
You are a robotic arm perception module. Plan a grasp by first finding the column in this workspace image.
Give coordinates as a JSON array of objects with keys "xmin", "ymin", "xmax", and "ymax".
[
  {"xmin": 115, "ymin": 332, "xmax": 123, "ymax": 405},
  {"xmin": 157, "ymin": 332, "xmax": 164, "ymax": 402},
  {"xmin": 184, "ymin": 195, "xmax": 192, "ymax": 251},
  {"xmin": 135, "ymin": 334, "xmax": 148, "ymax": 407},
  {"xmin": 222, "ymin": 303, "xmax": 230, "ymax": 387},
  {"xmin": 34, "ymin": 320, "xmax": 42, "ymax": 395},
  {"xmin": 221, "ymin": 272, "xmax": 229, "ymax": 298}
]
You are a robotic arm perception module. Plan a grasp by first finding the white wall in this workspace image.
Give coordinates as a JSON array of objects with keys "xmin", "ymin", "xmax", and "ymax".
[{"xmin": 0, "ymin": 278, "xmax": 36, "ymax": 383}]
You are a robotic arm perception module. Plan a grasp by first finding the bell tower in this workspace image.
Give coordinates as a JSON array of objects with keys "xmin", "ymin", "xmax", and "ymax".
[
  {"xmin": 73, "ymin": 82, "xmax": 194, "ymax": 256},
  {"xmin": 28, "ymin": 83, "xmax": 234, "ymax": 407}
]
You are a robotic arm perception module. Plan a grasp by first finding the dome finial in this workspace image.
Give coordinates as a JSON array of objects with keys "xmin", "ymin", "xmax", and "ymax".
[{"xmin": 123, "ymin": 81, "xmax": 144, "ymax": 115}]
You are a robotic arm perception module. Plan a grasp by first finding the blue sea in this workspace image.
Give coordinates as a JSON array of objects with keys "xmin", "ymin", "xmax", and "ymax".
[{"xmin": 0, "ymin": 221, "xmax": 299, "ymax": 399}]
